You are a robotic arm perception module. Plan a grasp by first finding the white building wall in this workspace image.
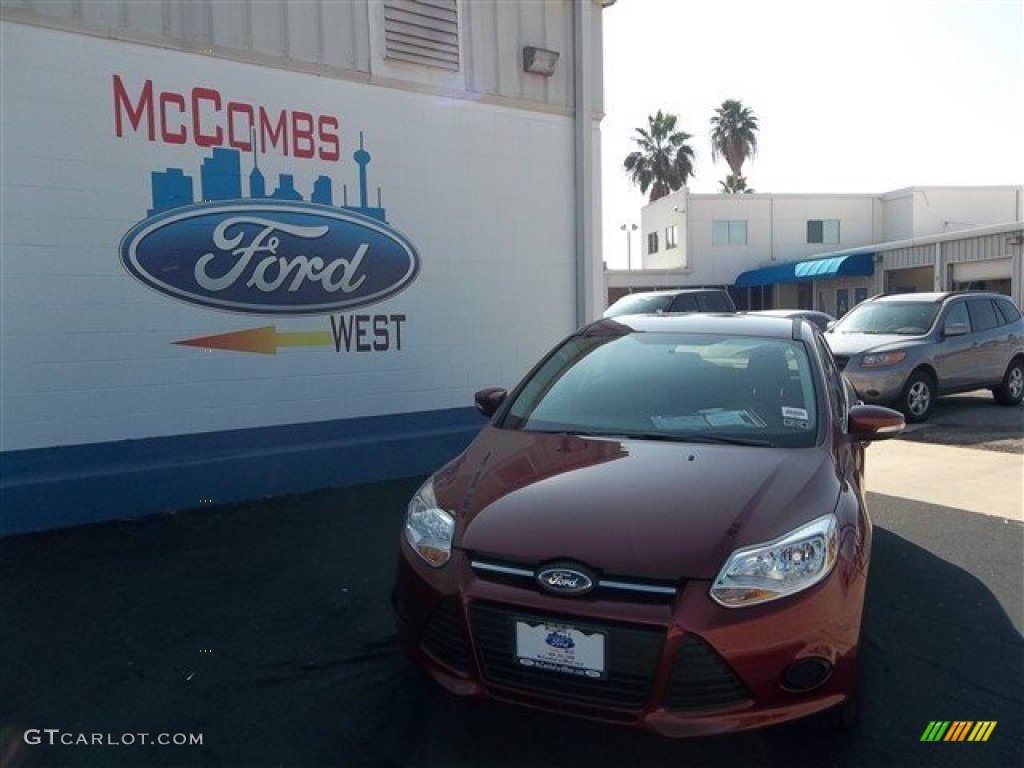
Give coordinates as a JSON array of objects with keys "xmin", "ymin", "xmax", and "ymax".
[
  {"xmin": 0, "ymin": 5, "xmax": 596, "ymax": 453},
  {"xmin": 882, "ymin": 186, "xmax": 1024, "ymax": 240},
  {"xmin": 639, "ymin": 191, "xmax": 687, "ymax": 270},
  {"xmin": 678, "ymin": 193, "xmax": 877, "ymax": 286}
]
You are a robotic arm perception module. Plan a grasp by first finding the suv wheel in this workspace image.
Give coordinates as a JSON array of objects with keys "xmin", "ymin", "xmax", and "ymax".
[
  {"xmin": 900, "ymin": 370, "xmax": 935, "ymax": 422},
  {"xmin": 993, "ymin": 358, "xmax": 1024, "ymax": 406}
]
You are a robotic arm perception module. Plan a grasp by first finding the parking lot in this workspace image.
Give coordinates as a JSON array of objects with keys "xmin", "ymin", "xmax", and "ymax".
[{"xmin": 1, "ymin": 395, "xmax": 1021, "ymax": 768}]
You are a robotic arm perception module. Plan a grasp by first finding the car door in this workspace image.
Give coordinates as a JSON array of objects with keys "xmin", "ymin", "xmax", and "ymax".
[
  {"xmin": 967, "ymin": 298, "xmax": 1012, "ymax": 385},
  {"xmin": 933, "ymin": 299, "xmax": 977, "ymax": 391}
]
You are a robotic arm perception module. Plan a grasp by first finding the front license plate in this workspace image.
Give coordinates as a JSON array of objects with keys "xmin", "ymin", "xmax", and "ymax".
[{"xmin": 514, "ymin": 620, "xmax": 606, "ymax": 679}]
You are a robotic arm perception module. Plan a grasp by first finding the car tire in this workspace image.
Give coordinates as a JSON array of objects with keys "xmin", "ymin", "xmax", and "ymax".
[
  {"xmin": 992, "ymin": 357, "xmax": 1024, "ymax": 406},
  {"xmin": 899, "ymin": 370, "xmax": 935, "ymax": 423}
]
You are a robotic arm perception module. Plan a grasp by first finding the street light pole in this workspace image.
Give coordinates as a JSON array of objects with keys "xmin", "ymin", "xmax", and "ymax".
[{"xmin": 620, "ymin": 223, "xmax": 637, "ymax": 269}]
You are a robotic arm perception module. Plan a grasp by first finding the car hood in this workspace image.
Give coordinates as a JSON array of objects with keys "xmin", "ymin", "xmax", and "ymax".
[
  {"xmin": 825, "ymin": 332, "xmax": 925, "ymax": 357},
  {"xmin": 438, "ymin": 428, "xmax": 841, "ymax": 581}
]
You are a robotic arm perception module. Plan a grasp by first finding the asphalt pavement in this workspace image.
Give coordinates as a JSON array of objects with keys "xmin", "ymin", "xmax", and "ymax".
[{"xmin": 1, "ymin": 396, "xmax": 1022, "ymax": 768}]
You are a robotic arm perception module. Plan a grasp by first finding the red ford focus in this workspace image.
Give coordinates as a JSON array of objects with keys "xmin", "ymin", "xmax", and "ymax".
[{"xmin": 393, "ymin": 313, "xmax": 904, "ymax": 737}]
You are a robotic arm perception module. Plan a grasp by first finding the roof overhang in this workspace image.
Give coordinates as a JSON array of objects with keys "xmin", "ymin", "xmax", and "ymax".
[{"xmin": 735, "ymin": 252, "xmax": 875, "ymax": 288}]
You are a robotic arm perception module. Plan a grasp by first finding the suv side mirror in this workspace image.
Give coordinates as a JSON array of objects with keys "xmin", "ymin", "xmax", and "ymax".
[
  {"xmin": 943, "ymin": 322, "xmax": 969, "ymax": 337},
  {"xmin": 846, "ymin": 404, "xmax": 904, "ymax": 442},
  {"xmin": 474, "ymin": 388, "xmax": 507, "ymax": 418}
]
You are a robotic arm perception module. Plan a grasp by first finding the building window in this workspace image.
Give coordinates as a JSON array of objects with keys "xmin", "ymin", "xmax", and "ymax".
[
  {"xmin": 712, "ymin": 220, "xmax": 747, "ymax": 245},
  {"xmin": 836, "ymin": 288, "xmax": 850, "ymax": 317},
  {"xmin": 665, "ymin": 224, "xmax": 678, "ymax": 249},
  {"xmin": 384, "ymin": 0, "xmax": 459, "ymax": 72},
  {"xmin": 807, "ymin": 219, "xmax": 840, "ymax": 244},
  {"xmin": 648, "ymin": 232, "xmax": 659, "ymax": 253}
]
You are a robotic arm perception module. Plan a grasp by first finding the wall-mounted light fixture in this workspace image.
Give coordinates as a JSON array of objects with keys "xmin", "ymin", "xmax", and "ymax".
[{"xmin": 523, "ymin": 46, "xmax": 559, "ymax": 76}]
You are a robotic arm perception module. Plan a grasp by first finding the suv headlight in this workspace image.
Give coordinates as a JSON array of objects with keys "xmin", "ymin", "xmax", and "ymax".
[
  {"xmin": 710, "ymin": 514, "xmax": 838, "ymax": 607},
  {"xmin": 404, "ymin": 477, "xmax": 454, "ymax": 567},
  {"xmin": 861, "ymin": 351, "xmax": 907, "ymax": 368}
]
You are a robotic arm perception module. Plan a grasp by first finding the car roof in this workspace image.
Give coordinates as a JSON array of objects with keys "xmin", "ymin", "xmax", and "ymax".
[
  {"xmin": 588, "ymin": 312, "xmax": 802, "ymax": 340},
  {"xmin": 614, "ymin": 288, "xmax": 725, "ymax": 299},
  {"xmin": 872, "ymin": 291, "xmax": 1010, "ymax": 304},
  {"xmin": 753, "ymin": 309, "xmax": 832, "ymax": 317}
]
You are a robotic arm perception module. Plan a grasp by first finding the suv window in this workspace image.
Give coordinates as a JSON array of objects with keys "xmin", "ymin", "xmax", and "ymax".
[
  {"xmin": 670, "ymin": 295, "xmax": 699, "ymax": 312},
  {"xmin": 995, "ymin": 298, "xmax": 1022, "ymax": 324},
  {"xmin": 697, "ymin": 293, "xmax": 734, "ymax": 312},
  {"xmin": 967, "ymin": 299, "xmax": 1000, "ymax": 332},
  {"xmin": 943, "ymin": 301, "xmax": 970, "ymax": 331}
]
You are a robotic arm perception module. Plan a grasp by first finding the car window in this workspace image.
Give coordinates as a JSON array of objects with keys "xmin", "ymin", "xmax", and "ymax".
[
  {"xmin": 671, "ymin": 295, "xmax": 699, "ymax": 312},
  {"xmin": 943, "ymin": 301, "xmax": 970, "ymax": 331},
  {"xmin": 502, "ymin": 332, "xmax": 819, "ymax": 448},
  {"xmin": 967, "ymin": 299, "xmax": 1000, "ymax": 332},
  {"xmin": 832, "ymin": 301, "xmax": 940, "ymax": 335},
  {"xmin": 605, "ymin": 294, "xmax": 673, "ymax": 317},
  {"xmin": 697, "ymin": 294, "xmax": 732, "ymax": 311},
  {"xmin": 995, "ymin": 298, "xmax": 1022, "ymax": 324},
  {"xmin": 815, "ymin": 336, "xmax": 846, "ymax": 425}
]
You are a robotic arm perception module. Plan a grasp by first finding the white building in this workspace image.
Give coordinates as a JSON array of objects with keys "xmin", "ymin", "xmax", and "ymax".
[
  {"xmin": 0, "ymin": 0, "xmax": 613, "ymax": 535},
  {"xmin": 608, "ymin": 186, "xmax": 1024, "ymax": 316}
]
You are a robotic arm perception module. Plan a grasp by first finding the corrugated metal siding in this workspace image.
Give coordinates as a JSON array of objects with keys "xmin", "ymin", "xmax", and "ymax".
[
  {"xmin": 2, "ymin": 0, "xmax": 580, "ymax": 111},
  {"xmin": 383, "ymin": 0, "xmax": 459, "ymax": 71},
  {"xmin": 943, "ymin": 232, "xmax": 1014, "ymax": 263},
  {"xmin": 884, "ymin": 232, "xmax": 1017, "ymax": 270},
  {"xmin": 2, "ymin": 0, "xmax": 372, "ymax": 74},
  {"xmin": 885, "ymin": 245, "xmax": 934, "ymax": 269}
]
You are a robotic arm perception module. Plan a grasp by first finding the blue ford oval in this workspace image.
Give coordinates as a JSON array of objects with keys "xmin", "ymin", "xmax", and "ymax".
[{"xmin": 119, "ymin": 200, "xmax": 420, "ymax": 315}]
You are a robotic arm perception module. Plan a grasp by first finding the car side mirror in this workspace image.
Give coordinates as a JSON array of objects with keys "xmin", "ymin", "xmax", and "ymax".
[
  {"xmin": 474, "ymin": 387, "xmax": 507, "ymax": 418},
  {"xmin": 943, "ymin": 321, "xmax": 969, "ymax": 337},
  {"xmin": 825, "ymin": 321, "xmax": 837, "ymax": 331},
  {"xmin": 846, "ymin": 404, "xmax": 904, "ymax": 442}
]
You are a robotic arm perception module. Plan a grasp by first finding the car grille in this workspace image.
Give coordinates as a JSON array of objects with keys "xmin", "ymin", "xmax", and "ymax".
[
  {"xmin": 420, "ymin": 598, "xmax": 471, "ymax": 675},
  {"xmin": 469, "ymin": 601, "xmax": 664, "ymax": 710},
  {"xmin": 469, "ymin": 554, "xmax": 680, "ymax": 603},
  {"xmin": 664, "ymin": 633, "xmax": 751, "ymax": 711}
]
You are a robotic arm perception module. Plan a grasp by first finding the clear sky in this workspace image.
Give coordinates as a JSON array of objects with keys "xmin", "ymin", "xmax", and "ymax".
[{"xmin": 600, "ymin": 0, "xmax": 1024, "ymax": 268}]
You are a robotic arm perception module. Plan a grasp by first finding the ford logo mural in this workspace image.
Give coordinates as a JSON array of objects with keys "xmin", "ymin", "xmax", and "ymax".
[
  {"xmin": 119, "ymin": 200, "xmax": 420, "ymax": 315},
  {"xmin": 535, "ymin": 564, "xmax": 596, "ymax": 596}
]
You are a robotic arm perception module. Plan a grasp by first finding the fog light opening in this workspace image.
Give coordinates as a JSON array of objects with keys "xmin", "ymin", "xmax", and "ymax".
[{"xmin": 781, "ymin": 657, "xmax": 833, "ymax": 692}]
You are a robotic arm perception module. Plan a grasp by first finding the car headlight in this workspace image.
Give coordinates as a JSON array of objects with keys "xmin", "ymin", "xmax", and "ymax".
[
  {"xmin": 710, "ymin": 514, "xmax": 838, "ymax": 608},
  {"xmin": 404, "ymin": 477, "xmax": 454, "ymax": 567},
  {"xmin": 860, "ymin": 351, "xmax": 907, "ymax": 368}
]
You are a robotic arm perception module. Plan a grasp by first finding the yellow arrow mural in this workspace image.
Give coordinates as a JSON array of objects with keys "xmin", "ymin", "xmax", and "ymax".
[{"xmin": 173, "ymin": 326, "xmax": 333, "ymax": 355}]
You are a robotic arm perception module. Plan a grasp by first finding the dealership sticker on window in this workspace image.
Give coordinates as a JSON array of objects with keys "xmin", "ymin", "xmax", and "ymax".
[
  {"xmin": 515, "ymin": 621, "xmax": 606, "ymax": 679},
  {"xmin": 782, "ymin": 406, "xmax": 809, "ymax": 429}
]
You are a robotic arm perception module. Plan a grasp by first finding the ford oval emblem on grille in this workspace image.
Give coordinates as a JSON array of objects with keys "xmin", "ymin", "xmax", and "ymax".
[{"xmin": 536, "ymin": 564, "xmax": 596, "ymax": 596}]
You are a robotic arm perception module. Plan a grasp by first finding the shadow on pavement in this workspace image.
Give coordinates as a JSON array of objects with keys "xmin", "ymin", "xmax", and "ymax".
[{"xmin": 1, "ymin": 483, "xmax": 1021, "ymax": 767}]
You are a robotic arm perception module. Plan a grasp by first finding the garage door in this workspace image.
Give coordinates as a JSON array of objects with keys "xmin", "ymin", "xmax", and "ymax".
[{"xmin": 952, "ymin": 258, "xmax": 1012, "ymax": 282}]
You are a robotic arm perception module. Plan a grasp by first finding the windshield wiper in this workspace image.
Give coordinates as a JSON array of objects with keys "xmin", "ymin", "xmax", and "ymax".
[
  {"xmin": 665, "ymin": 434, "xmax": 774, "ymax": 447},
  {"xmin": 590, "ymin": 431, "xmax": 773, "ymax": 447},
  {"xmin": 530, "ymin": 428, "xmax": 773, "ymax": 447}
]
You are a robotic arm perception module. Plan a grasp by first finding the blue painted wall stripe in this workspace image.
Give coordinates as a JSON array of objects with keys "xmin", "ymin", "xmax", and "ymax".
[{"xmin": 0, "ymin": 407, "xmax": 486, "ymax": 537}]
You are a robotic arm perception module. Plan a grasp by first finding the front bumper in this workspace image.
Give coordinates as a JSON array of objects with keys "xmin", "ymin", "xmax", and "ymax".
[
  {"xmin": 841, "ymin": 364, "xmax": 910, "ymax": 405},
  {"xmin": 392, "ymin": 540, "xmax": 867, "ymax": 738}
]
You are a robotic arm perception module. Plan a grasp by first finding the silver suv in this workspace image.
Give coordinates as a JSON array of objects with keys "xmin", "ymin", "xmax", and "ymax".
[
  {"xmin": 604, "ymin": 289, "xmax": 736, "ymax": 318},
  {"xmin": 825, "ymin": 291, "xmax": 1024, "ymax": 421}
]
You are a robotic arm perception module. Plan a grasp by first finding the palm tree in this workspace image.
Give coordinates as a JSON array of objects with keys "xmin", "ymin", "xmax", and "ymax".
[
  {"xmin": 623, "ymin": 110, "xmax": 696, "ymax": 202},
  {"xmin": 710, "ymin": 100, "xmax": 758, "ymax": 193},
  {"xmin": 718, "ymin": 174, "xmax": 754, "ymax": 194}
]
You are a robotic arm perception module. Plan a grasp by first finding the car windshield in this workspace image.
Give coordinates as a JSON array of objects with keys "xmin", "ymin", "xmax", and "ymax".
[
  {"xmin": 832, "ymin": 301, "xmax": 940, "ymax": 335},
  {"xmin": 604, "ymin": 295, "xmax": 673, "ymax": 317},
  {"xmin": 501, "ymin": 332, "xmax": 819, "ymax": 448}
]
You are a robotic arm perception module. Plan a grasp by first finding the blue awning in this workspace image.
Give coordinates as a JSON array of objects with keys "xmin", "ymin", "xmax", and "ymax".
[{"xmin": 734, "ymin": 252, "xmax": 875, "ymax": 288}]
